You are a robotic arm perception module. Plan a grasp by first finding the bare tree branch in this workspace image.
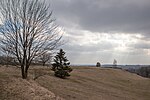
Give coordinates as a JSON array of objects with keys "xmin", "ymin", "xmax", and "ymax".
[{"xmin": 0, "ymin": 0, "xmax": 62, "ymax": 79}]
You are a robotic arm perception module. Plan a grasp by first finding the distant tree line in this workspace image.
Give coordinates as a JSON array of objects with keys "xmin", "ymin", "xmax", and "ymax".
[
  {"xmin": 137, "ymin": 67, "xmax": 150, "ymax": 78},
  {"xmin": 0, "ymin": 54, "xmax": 52, "ymax": 66},
  {"xmin": 0, "ymin": 55, "xmax": 17, "ymax": 66},
  {"xmin": 126, "ymin": 66, "xmax": 150, "ymax": 78}
]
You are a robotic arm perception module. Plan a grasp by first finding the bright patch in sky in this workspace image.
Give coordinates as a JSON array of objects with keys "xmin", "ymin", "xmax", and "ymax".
[
  {"xmin": 62, "ymin": 28, "xmax": 148, "ymax": 65},
  {"xmin": 50, "ymin": 0, "xmax": 150, "ymax": 65}
]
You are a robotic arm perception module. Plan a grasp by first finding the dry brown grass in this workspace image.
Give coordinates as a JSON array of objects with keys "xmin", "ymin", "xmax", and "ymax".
[
  {"xmin": 36, "ymin": 67, "xmax": 150, "ymax": 100},
  {"xmin": 0, "ymin": 66, "xmax": 64, "ymax": 100},
  {"xmin": 0, "ymin": 66, "xmax": 150, "ymax": 100}
]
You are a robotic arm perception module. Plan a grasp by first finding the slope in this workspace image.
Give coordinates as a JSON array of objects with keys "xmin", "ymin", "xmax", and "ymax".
[
  {"xmin": 0, "ymin": 66, "xmax": 150, "ymax": 100},
  {"xmin": 0, "ymin": 66, "xmax": 64, "ymax": 100},
  {"xmin": 36, "ymin": 67, "xmax": 150, "ymax": 100}
]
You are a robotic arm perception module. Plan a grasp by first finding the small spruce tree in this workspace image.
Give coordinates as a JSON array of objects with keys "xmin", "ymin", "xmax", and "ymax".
[
  {"xmin": 96, "ymin": 62, "xmax": 101, "ymax": 67},
  {"xmin": 52, "ymin": 49, "xmax": 72, "ymax": 78}
]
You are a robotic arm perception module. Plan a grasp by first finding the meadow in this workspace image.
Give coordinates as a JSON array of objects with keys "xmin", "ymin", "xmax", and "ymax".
[{"xmin": 0, "ymin": 65, "xmax": 150, "ymax": 100}]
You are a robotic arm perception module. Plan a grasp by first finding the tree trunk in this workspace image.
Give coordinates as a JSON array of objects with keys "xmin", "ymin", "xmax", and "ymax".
[
  {"xmin": 21, "ymin": 65, "xmax": 29, "ymax": 79},
  {"xmin": 21, "ymin": 65, "xmax": 26, "ymax": 79},
  {"xmin": 43, "ymin": 62, "xmax": 45, "ymax": 66},
  {"xmin": 24, "ymin": 70, "xmax": 28, "ymax": 79},
  {"xmin": 24, "ymin": 64, "xmax": 30, "ymax": 79}
]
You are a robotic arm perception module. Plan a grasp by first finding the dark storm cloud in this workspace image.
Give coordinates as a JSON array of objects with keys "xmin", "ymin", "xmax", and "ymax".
[{"xmin": 51, "ymin": 0, "xmax": 150, "ymax": 34}]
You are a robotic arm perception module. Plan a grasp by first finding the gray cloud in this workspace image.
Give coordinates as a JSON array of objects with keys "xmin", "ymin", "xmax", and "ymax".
[
  {"xmin": 51, "ymin": 0, "xmax": 150, "ymax": 34},
  {"xmin": 128, "ymin": 40, "xmax": 150, "ymax": 50},
  {"xmin": 63, "ymin": 41, "xmax": 116, "ymax": 53},
  {"xmin": 48, "ymin": 0, "xmax": 150, "ymax": 64}
]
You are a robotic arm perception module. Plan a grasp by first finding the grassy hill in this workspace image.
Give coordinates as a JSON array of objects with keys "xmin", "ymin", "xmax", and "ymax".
[{"xmin": 0, "ymin": 66, "xmax": 150, "ymax": 100}]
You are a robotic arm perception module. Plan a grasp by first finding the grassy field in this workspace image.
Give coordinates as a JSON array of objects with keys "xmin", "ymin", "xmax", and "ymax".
[{"xmin": 0, "ymin": 65, "xmax": 150, "ymax": 100}]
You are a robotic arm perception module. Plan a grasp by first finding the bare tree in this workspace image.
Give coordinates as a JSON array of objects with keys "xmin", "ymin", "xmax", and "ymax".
[
  {"xmin": 0, "ymin": 0, "xmax": 62, "ymax": 79},
  {"xmin": 39, "ymin": 52, "xmax": 52, "ymax": 66},
  {"xmin": 113, "ymin": 59, "xmax": 117, "ymax": 67}
]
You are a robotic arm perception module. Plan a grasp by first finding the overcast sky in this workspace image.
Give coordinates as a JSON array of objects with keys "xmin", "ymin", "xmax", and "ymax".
[{"xmin": 50, "ymin": 0, "xmax": 150, "ymax": 65}]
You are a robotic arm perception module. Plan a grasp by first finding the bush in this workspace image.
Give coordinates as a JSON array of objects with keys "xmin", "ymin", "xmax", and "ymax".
[{"xmin": 96, "ymin": 62, "xmax": 101, "ymax": 67}]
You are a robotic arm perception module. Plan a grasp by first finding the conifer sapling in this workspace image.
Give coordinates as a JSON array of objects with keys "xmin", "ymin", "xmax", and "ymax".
[{"xmin": 52, "ymin": 49, "xmax": 72, "ymax": 78}]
